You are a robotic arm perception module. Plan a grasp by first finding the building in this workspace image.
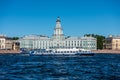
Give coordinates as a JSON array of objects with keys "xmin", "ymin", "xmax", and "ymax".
[
  {"xmin": 0, "ymin": 35, "xmax": 6, "ymax": 49},
  {"xmin": 19, "ymin": 17, "xmax": 97, "ymax": 50},
  {"xmin": 0, "ymin": 35, "xmax": 20, "ymax": 50},
  {"xmin": 103, "ymin": 35, "xmax": 120, "ymax": 50}
]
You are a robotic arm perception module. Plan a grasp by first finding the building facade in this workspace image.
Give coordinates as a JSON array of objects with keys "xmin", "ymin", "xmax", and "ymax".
[
  {"xmin": 0, "ymin": 35, "xmax": 6, "ymax": 49},
  {"xmin": 0, "ymin": 35, "xmax": 20, "ymax": 50},
  {"xmin": 19, "ymin": 17, "xmax": 97, "ymax": 50},
  {"xmin": 103, "ymin": 35, "xmax": 120, "ymax": 50}
]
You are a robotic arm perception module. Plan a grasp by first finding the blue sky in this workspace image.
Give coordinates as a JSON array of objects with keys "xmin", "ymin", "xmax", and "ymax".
[{"xmin": 0, "ymin": 0, "xmax": 120, "ymax": 37}]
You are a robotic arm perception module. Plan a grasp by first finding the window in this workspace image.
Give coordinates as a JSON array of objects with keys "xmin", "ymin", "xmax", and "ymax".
[
  {"xmin": 66, "ymin": 41, "xmax": 67, "ymax": 43},
  {"xmin": 72, "ymin": 41, "xmax": 73, "ymax": 43},
  {"xmin": 116, "ymin": 40, "xmax": 118, "ymax": 42},
  {"xmin": 74, "ymin": 41, "xmax": 76, "ymax": 43},
  {"xmin": 2, "ymin": 45, "xmax": 4, "ymax": 49},
  {"xmin": 2, "ymin": 40, "xmax": 4, "ymax": 43}
]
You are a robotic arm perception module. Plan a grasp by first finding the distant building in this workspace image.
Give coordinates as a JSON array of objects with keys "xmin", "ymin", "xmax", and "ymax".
[
  {"xmin": 0, "ymin": 35, "xmax": 6, "ymax": 49},
  {"xmin": 19, "ymin": 17, "xmax": 97, "ymax": 50},
  {"xmin": 103, "ymin": 35, "xmax": 120, "ymax": 50},
  {"xmin": 0, "ymin": 35, "xmax": 20, "ymax": 50}
]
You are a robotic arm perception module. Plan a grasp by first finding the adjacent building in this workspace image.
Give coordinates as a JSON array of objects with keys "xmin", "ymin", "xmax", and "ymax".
[
  {"xmin": 19, "ymin": 17, "xmax": 97, "ymax": 50},
  {"xmin": 0, "ymin": 35, "xmax": 20, "ymax": 50},
  {"xmin": 0, "ymin": 35, "xmax": 6, "ymax": 49},
  {"xmin": 103, "ymin": 35, "xmax": 120, "ymax": 50}
]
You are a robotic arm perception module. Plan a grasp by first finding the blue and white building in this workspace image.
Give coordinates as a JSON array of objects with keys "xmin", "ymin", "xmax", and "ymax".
[{"xmin": 19, "ymin": 17, "xmax": 97, "ymax": 50}]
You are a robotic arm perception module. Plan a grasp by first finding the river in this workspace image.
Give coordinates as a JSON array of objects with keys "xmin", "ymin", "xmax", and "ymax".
[{"xmin": 0, "ymin": 53, "xmax": 120, "ymax": 80}]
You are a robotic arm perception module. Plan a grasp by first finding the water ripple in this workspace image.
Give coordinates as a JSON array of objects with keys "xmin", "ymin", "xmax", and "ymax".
[{"xmin": 0, "ymin": 54, "xmax": 120, "ymax": 80}]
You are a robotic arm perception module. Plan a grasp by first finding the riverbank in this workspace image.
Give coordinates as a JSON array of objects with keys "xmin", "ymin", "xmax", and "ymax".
[
  {"xmin": 93, "ymin": 50, "xmax": 120, "ymax": 54},
  {"xmin": 0, "ymin": 49, "xmax": 120, "ymax": 54},
  {"xmin": 0, "ymin": 50, "xmax": 20, "ymax": 54}
]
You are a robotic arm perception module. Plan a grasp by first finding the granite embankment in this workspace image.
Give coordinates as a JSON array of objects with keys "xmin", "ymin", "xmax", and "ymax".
[
  {"xmin": 0, "ymin": 50, "xmax": 20, "ymax": 54},
  {"xmin": 93, "ymin": 50, "xmax": 120, "ymax": 54},
  {"xmin": 0, "ymin": 50, "xmax": 120, "ymax": 54}
]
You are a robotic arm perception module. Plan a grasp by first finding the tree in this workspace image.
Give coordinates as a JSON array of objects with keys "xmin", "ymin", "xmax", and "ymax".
[{"xmin": 12, "ymin": 37, "xmax": 19, "ymax": 40}]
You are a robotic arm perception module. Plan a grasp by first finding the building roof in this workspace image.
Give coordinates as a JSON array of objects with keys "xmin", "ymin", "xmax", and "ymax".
[
  {"xmin": 107, "ymin": 35, "xmax": 120, "ymax": 39},
  {"xmin": 81, "ymin": 36, "xmax": 96, "ymax": 40},
  {"xmin": 21, "ymin": 35, "xmax": 50, "ymax": 40},
  {"xmin": 66, "ymin": 36, "xmax": 81, "ymax": 40},
  {"xmin": 0, "ymin": 34, "xmax": 6, "ymax": 38}
]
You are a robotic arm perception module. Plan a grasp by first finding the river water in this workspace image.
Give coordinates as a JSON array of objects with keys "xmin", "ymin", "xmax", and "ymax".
[{"xmin": 0, "ymin": 53, "xmax": 120, "ymax": 80}]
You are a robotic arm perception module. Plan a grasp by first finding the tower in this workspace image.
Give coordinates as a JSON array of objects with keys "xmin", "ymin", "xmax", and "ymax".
[
  {"xmin": 52, "ymin": 17, "xmax": 65, "ymax": 49},
  {"xmin": 52, "ymin": 17, "xmax": 65, "ymax": 40}
]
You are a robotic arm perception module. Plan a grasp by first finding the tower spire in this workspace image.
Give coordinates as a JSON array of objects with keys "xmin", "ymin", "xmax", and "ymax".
[{"xmin": 56, "ymin": 16, "xmax": 61, "ymax": 22}]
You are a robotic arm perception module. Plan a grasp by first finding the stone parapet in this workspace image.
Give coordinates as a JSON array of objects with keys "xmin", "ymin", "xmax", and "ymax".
[
  {"xmin": 93, "ymin": 50, "xmax": 120, "ymax": 54},
  {"xmin": 0, "ymin": 50, "xmax": 20, "ymax": 54}
]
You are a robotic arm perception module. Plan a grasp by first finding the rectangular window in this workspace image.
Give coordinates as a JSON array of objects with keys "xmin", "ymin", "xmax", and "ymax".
[{"xmin": 2, "ymin": 40, "xmax": 4, "ymax": 43}]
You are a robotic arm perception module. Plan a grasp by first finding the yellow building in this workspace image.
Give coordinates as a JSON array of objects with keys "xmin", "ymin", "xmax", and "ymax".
[
  {"xmin": 0, "ymin": 35, "xmax": 20, "ymax": 50},
  {"xmin": 104, "ymin": 35, "xmax": 120, "ymax": 50},
  {"xmin": 112, "ymin": 38, "xmax": 120, "ymax": 50}
]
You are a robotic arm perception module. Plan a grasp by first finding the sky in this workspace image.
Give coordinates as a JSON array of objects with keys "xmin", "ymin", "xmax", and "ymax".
[{"xmin": 0, "ymin": 0, "xmax": 120, "ymax": 37}]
